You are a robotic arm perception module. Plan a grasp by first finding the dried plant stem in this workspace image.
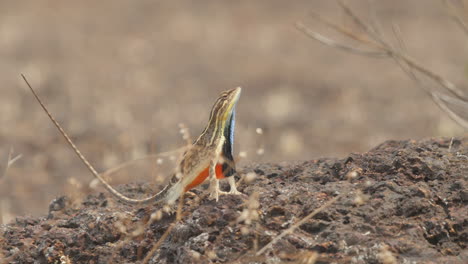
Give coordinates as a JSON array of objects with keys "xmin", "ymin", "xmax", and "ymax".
[
  {"xmin": 443, "ymin": 0, "xmax": 468, "ymax": 37},
  {"xmin": 1, "ymin": 148, "xmax": 21, "ymax": 225},
  {"xmin": 142, "ymin": 193, "xmax": 185, "ymax": 264},
  {"xmin": 388, "ymin": 23, "xmax": 468, "ymax": 126},
  {"xmin": 100, "ymin": 147, "xmax": 188, "ymax": 179},
  {"xmin": 255, "ymin": 192, "xmax": 345, "ymax": 256},
  {"xmin": 337, "ymin": 0, "xmax": 385, "ymax": 46},
  {"xmin": 297, "ymin": 0, "xmax": 468, "ymax": 130},
  {"xmin": 1, "ymin": 147, "xmax": 22, "ymax": 181},
  {"xmin": 432, "ymin": 92, "xmax": 468, "ymax": 128},
  {"xmin": 309, "ymin": 11, "xmax": 382, "ymax": 48},
  {"xmin": 296, "ymin": 22, "xmax": 387, "ymax": 58}
]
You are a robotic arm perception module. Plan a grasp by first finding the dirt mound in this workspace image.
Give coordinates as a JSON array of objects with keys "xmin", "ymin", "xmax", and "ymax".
[{"xmin": 1, "ymin": 137, "xmax": 467, "ymax": 263}]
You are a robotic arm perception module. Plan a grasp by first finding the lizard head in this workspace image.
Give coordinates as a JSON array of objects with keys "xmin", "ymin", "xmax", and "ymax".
[
  {"xmin": 218, "ymin": 87, "xmax": 241, "ymax": 122},
  {"xmin": 200, "ymin": 87, "xmax": 241, "ymax": 148},
  {"xmin": 207, "ymin": 87, "xmax": 241, "ymax": 126}
]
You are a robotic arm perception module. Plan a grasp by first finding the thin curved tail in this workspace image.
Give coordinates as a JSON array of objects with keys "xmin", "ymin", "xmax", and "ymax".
[{"xmin": 21, "ymin": 74, "xmax": 168, "ymax": 205}]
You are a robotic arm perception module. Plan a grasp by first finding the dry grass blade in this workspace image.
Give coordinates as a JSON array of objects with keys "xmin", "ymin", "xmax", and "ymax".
[
  {"xmin": 299, "ymin": 0, "xmax": 468, "ymax": 128},
  {"xmin": 435, "ymin": 91, "xmax": 468, "ymax": 111},
  {"xmin": 308, "ymin": 11, "xmax": 381, "ymax": 47},
  {"xmin": 396, "ymin": 53, "xmax": 467, "ymax": 100},
  {"xmin": 391, "ymin": 21, "xmax": 468, "ymax": 130},
  {"xmin": 391, "ymin": 23, "xmax": 406, "ymax": 52},
  {"xmin": 108, "ymin": 148, "xmax": 188, "ymax": 263},
  {"xmin": 337, "ymin": 0, "xmax": 385, "ymax": 46},
  {"xmin": 255, "ymin": 193, "xmax": 345, "ymax": 256},
  {"xmin": 1, "ymin": 147, "xmax": 21, "ymax": 225},
  {"xmin": 396, "ymin": 58, "xmax": 468, "ymax": 130},
  {"xmin": 432, "ymin": 92, "xmax": 468, "ymax": 129},
  {"xmin": 142, "ymin": 193, "xmax": 185, "ymax": 264},
  {"xmin": 1, "ymin": 147, "xmax": 22, "ymax": 180},
  {"xmin": 8, "ymin": 154, "xmax": 22, "ymax": 168},
  {"xmin": 443, "ymin": 0, "xmax": 468, "ymax": 36},
  {"xmin": 1, "ymin": 149, "xmax": 11, "ymax": 181},
  {"xmin": 391, "ymin": 22, "xmax": 468, "ymax": 130},
  {"xmin": 100, "ymin": 147, "xmax": 188, "ymax": 180},
  {"xmin": 368, "ymin": 0, "xmax": 386, "ymax": 40},
  {"xmin": 341, "ymin": 0, "xmax": 467, "ymax": 100},
  {"xmin": 296, "ymin": 22, "xmax": 387, "ymax": 58}
]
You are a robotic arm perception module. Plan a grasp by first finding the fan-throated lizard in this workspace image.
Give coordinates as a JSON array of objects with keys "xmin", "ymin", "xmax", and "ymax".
[{"xmin": 22, "ymin": 74, "xmax": 242, "ymax": 205}]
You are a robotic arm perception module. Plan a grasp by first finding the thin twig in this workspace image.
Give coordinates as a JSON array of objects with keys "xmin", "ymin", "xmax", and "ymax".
[
  {"xmin": 432, "ymin": 92, "xmax": 468, "ymax": 129},
  {"xmin": 443, "ymin": 0, "xmax": 468, "ymax": 37},
  {"xmin": 0, "ymin": 149, "xmax": 12, "ymax": 181},
  {"xmin": 8, "ymin": 154, "xmax": 22, "ymax": 167},
  {"xmin": 142, "ymin": 193, "xmax": 185, "ymax": 264},
  {"xmin": 296, "ymin": 22, "xmax": 388, "ymax": 58},
  {"xmin": 367, "ymin": 0, "xmax": 387, "ymax": 41},
  {"xmin": 309, "ymin": 11, "xmax": 382, "ymax": 48},
  {"xmin": 337, "ymin": 0, "xmax": 387, "ymax": 47},
  {"xmin": 389, "ymin": 22, "xmax": 428, "ymax": 91},
  {"xmin": 100, "ymin": 147, "xmax": 188, "ymax": 180},
  {"xmin": 391, "ymin": 23, "xmax": 406, "ymax": 52},
  {"xmin": 436, "ymin": 90, "xmax": 468, "ymax": 110},
  {"xmin": 396, "ymin": 53, "xmax": 467, "ymax": 100},
  {"xmin": 1, "ymin": 147, "xmax": 22, "ymax": 180},
  {"xmin": 108, "ymin": 144, "xmax": 190, "ymax": 263},
  {"xmin": 298, "ymin": 0, "xmax": 468, "ymax": 129},
  {"xmin": 448, "ymin": 137, "xmax": 455, "ymax": 152},
  {"xmin": 255, "ymin": 192, "xmax": 345, "ymax": 256},
  {"xmin": 390, "ymin": 22, "xmax": 468, "ymax": 130},
  {"xmin": 340, "ymin": 0, "xmax": 467, "ymax": 100},
  {"xmin": 394, "ymin": 57, "xmax": 468, "ymax": 130}
]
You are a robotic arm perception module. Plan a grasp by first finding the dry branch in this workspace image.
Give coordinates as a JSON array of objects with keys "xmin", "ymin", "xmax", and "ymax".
[
  {"xmin": 255, "ymin": 192, "xmax": 345, "ymax": 256},
  {"xmin": 297, "ymin": 0, "xmax": 468, "ymax": 130},
  {"xmin": 1, "ymin": 148, "xmax": 22, "ymax": 181},
  {"xmin": 444, "ymin": 0, "xmax": 468, "ymax": 37},
  {"xmin": 295, "ymin": 22, "xmax": 387, "ymax": 58},
  {"xmin": 99, "ymin": 147, "xmax": 188, "ymax": 180},
  {"xmin": 142, "ymin": 193, "xmax": 185, "ymax": 264}
]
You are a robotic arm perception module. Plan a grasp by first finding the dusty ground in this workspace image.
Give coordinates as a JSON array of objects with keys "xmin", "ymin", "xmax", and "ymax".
[
  {"xmin": 0, "ymin": 137, "xmax": 466, "ymax": 263},
  {"xmin": 0, "ymin": 0, "xmax": 467, "ymax": 221}
]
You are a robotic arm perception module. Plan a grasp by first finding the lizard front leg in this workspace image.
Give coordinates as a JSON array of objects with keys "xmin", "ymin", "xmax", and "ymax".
[
  {"xmin": 226, "ymin": 176, "xmax": 242, "ymax": 195},
  {"xmin": 208, "ymin": 160, "xmax": 221, "ymax": 201}
]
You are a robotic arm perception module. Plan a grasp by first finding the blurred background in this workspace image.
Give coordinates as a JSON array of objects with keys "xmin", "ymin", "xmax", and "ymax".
[{"xmin": 0, "ymin": 0, "xmax": 466, "ymax": 221}]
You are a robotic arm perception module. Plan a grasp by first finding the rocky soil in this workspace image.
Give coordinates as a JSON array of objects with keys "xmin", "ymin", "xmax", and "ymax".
[{"xmin": 1, "ymin": 137, "xmax": 467, "ymax": 263}]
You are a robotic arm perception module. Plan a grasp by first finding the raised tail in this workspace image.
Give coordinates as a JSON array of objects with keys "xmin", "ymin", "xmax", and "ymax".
[{"xmin": 21, "ymin": 74, "xmax": 169, "ymax": 205}]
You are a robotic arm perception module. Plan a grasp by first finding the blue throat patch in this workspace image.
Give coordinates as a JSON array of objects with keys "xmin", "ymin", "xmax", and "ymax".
[{"xmin": 229, "ymin": 109, "xmax": 236, "ymax": 153}]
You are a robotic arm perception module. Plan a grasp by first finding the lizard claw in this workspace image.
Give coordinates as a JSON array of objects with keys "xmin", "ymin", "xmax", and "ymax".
[
  {"xmin": 227, "ymin": 189, "xmax": 243, "ymax": 195},
  {"xmin": 209, "ymin": 189, "xmax": 220, "ymax": 201},
  {"xmin": 225, "ymin": 176, "xmax": 244, "ymax": 196}
]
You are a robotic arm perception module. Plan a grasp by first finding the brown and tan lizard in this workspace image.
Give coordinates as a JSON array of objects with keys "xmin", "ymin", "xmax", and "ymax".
[{"xmin": 22, "ymin": 74, "xmax": 242, "ymax": 206}]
